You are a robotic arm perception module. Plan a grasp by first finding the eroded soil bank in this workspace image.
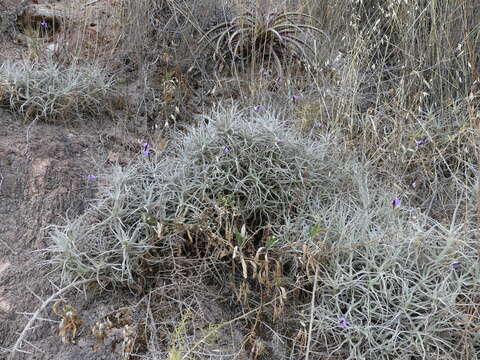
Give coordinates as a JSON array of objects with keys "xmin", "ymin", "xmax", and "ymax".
[{"xmin": 0, "ymin": 109, "xmax": 127, "ymax": 359}]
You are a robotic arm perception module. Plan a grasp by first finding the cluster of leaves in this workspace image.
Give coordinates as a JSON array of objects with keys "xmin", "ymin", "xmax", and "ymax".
[
  {"xmin": 294, "ymin": 198, "xmax": 480, "ymax": 359},
  {"xmin": 199, "ymin": 7, "xmax": 328, "ymax": 75},
  {"xmin": 0, "ymin": 60, "xmax": 116, "ymax": 122},
  {"xmin": 46, "ymin": 105, "xmax": 356, "ymax": 284}
]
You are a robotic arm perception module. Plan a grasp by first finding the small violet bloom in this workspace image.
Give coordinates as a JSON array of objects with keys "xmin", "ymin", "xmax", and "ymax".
[
  {"xmin": 339, "ymin": 317, "xmax": 349, "ymax": 327},
  {"xmin": 87, "ymin": 175, "xmax": 97, "ymax": 181},
  {"xmin": 142, "ymin": 142, "xmax": 150, "ymax": 155},
  {"xmin": 392, "ymin": 197, "xmax": 401, "ymax": 208},
  {"xmin": 223, "ymin": 146, "xmax": 230, "ymax": 153},
  {"xmin": 451, "ymin": 261, "xmax": 461, "ymax": 270},
  {"xmin": 291, "ymin": 95, "xmax": 301, "ymax": 103},
  {"xmin": 254, "ymin": 105, "xmax": 266, "ymax": 111},
  {"xmin": 415, "ymin": 138, "xmax": 428, "ymax": 147},
  {"xmin": 40, "ymin": 20, "xmax": 48, "ymax": 28}
]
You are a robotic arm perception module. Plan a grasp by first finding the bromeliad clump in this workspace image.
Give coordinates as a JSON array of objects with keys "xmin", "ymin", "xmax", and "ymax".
[
  {"xmin": 199, "ymin": 5, "xmax": 328, "ymax": 75},
  {"xmin": 46, "ymin": 105, "xmax": 355, "ymax": 287}
]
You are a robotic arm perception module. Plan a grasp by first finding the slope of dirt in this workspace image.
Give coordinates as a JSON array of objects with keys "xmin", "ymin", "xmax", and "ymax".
[{"xmin": 0, "ymin": 109, "xmax": 139, "ymax": 359}]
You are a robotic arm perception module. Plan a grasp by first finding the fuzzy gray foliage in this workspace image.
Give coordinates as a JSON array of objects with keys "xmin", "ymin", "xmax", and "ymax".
[
  {"xmin": 46, "ymin": 106, "xmax": 357, "ymax": 283},
  {"xmin": 0, "ymin": 60, "xmax": 115, "ymax": 122},
  {"xmin": 46, "ymin": 106, "xmax": 480, "ymax": 359}
]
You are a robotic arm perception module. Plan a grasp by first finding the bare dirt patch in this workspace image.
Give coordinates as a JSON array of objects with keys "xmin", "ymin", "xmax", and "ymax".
[{"xmin": 0, "ymin": 108, "xmax": 140, "ymax": 359}]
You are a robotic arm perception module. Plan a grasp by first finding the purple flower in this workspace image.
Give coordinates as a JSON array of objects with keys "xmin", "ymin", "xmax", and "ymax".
[
  {"xmin": 451, "ymin": 261, "xmax": 461, "ymax": 270},
  {"xmin": 313, "ymin": 122, "xmax": 322, "ymax": 128},
  {"xmin": 142, "ymin": 142, "xmax": 150, "ymax": 155},
  {"xmin": 291, "ymin": 95, "xmax": 301, "ymax": 103},
  {"xmin": 40, "ymin": 20, "xmax": 48, "ymax": 28},
  {"xmin": 415, "ymin": 138, "xmax": 428, "ymax": 147},
  {"xmin": 223, "ymin": 146, "xmax": 230, "ymax": 153},
  {"xmin": 87, "ymin": 175, "xmax": 97, "ymax": 181},
  {"xmin": 339, "ymin": 317, "xmax": 349, "ymax": 327},
  {"xmin": 254, "ymin": 105, "xmax": 266, "ymax": 111},
  {"xmin": 410, "ymin": 179, "xmax": 417, "ymax": 189},
  {"xmin": 392, "ymin": 197, "xmax": 401, "ymax": 208}
]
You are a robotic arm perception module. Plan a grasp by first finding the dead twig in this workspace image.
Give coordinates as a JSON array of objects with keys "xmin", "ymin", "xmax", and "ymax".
[
  {"xmin": 8, "ymin": 278, "xmax": 96, "ymax": 360},
  {"xmin": 304, "ymin": 267, "xmax": 318, "ymax": 360}
]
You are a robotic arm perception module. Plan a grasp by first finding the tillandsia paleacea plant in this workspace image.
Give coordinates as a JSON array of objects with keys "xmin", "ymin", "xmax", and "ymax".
[{"xmin": 198, "ymin": 6, "xmax": 328, "ymax": 76}]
